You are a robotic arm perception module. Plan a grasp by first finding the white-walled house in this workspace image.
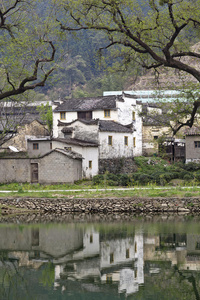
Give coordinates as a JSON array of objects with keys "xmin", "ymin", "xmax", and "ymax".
[
  {"xmin": 52, "ymin": 93, "xmax": 143, "ymax": 174},
  {"xmin": 52, "ymin": 136, "xmax": 99, "ymax": 178},
  {"xmin": 52, "ymin": 117, "xmax": 137, "ymax": 176}
]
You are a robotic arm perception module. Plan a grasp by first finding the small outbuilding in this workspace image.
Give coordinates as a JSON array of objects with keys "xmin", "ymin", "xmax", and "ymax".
[
  {"xmin": 185, "ymin": 127, "xmax": 200, "ymax": 163},
  {"xmin": 0, "ymin": 148, "xmax": 82, "ymax": 184}
]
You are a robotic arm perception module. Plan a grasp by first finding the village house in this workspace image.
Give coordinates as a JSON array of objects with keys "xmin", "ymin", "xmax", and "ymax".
[
  {"xmin": 0, "ymin": 148, "xmax": 82, "ymax": 184},
  {"xmin": 52, "ymin": 93, "xmax": 143, "ymax": 175},
  {"xmin": 185, "ymin": 127, "xmax": 200, "ymax": 163},
  {"xmin": 0, "ymin": 105, "xmax": 49, "ymax": 151}
]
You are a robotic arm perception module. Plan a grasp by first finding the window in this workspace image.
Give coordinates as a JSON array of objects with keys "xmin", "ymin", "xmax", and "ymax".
[
  {"xmin": 124, "ymin": 136, "xmax": 128, "ymax": 146},
  {"xmin": 106, "ymin": 274, "xmax": 113, "ymax": 283},
  {"xmin": 135, "ymin": 242, "xmax": 137, "ymax": 253},
  {"xmin": 104, "ymin": 109, "xmax": 110, "ymax": 118},
  {"xmin": 78, "ymin": 111, "xmax": 92, "ymax": 120},
  {"xmin": 89, "ymin": 160, "xmax": 92, "ymax": 169},
  {"xmin": 60, "ymin": 112, "xmax": 66, "ymax": 120},
  {"xmin": 132, "ymin": 111, "xmax": 135, "ymax": 121},
  {"xmin": 65, "ymin": 147, "xmax": 72, "ymax": 151},
  {"xmin": 134, "ymin": 268, "xmax": 138, "ymax": 279},
  {"xmin": 110, "ymin": 253, "xmax": 114, "ymax": 264},
  {"xmin": 133, "ymin": 137, "xmax": 136, "ymax": 148},
  {"xmin": 154, "ymin": 136, "xmax": 158, "ymax": 140},
  {"xmin": 126, "ymin": 249, "xmax": 130, "ymax": 259},
  {"xmin": 194, "ymin": 141, "xmax": 200, "ymax": 148},
  {"xmin": 108, "ymin": 136, "xmax": 113, "ymax": 146},
  {"xmin": 90, "ymin": 234, "xmax": 93, "ymax": 243},
  {"xmin": 33, "ymin": 143, "xmax": 39, "ymax": 150},
  {"xmin": 50, "ymin": 142, "xmax": 52, "ymax": 150}
]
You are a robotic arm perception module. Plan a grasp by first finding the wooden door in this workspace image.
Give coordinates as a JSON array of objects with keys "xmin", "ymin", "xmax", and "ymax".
[{"xmin": 31, "ymin": 163, "xmax": 38, "ymax": 183}]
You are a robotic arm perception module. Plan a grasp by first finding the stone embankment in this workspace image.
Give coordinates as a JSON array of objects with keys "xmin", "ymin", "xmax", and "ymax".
[{"xmin": 0, "ymin": 197, "xmax": 200, "ymax": 214}]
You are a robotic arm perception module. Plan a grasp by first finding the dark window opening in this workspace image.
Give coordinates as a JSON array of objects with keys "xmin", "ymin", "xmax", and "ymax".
[
  {"xmin": 194, "ymin": 141, "xmax": 200, "ymax": 148},
  {"xmin": 78, "ymin": 111, "xmax": 92, "ymax": 120},
  {"xmin": 33, "ymin": 143, "xmax": 39, "ymax": 150}
]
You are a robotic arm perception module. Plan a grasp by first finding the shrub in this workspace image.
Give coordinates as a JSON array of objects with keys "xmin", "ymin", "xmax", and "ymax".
[
  {"xmin": 119, "ymin": 174, "xmax": 131, "ymax": 186},
  {"xmin": 92, "ymin": 175, "xmax": 104, "ymax": 185},
  {"xmin": 107, "ymin": 180, "xmax": 119, "ymax": 186},
  {"xmin": 183, "ymin": 162, "xmax": 200, "ymax": 172},
  {"xmin": 183, "ymin": 174, "xmax": 194, "ymax": 181}
]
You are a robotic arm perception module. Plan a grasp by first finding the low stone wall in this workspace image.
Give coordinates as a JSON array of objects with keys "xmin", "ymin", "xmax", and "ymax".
[
  {"xmin": 99, "ymin": 157, "xmax": 136, "ymax": 174},
  {"xmin": 0, "ymin": 197, "xmax": 200, "ymax": 214}
]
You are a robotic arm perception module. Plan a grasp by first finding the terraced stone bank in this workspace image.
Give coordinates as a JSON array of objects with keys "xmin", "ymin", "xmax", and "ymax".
[{"xmin": 0, "ymin": 197, "xmax": 199, "ymax": 214}]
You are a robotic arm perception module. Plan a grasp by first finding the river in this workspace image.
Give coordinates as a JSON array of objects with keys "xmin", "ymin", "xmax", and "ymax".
[{"xmin": 0, "ymin": 214, "xmax": 200, "ymax": 300}]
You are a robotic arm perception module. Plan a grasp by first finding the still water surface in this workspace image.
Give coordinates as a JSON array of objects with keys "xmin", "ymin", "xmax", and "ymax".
[{"xmin": 1, "ymin": 215, "xmax": 200, "ymax": 300}]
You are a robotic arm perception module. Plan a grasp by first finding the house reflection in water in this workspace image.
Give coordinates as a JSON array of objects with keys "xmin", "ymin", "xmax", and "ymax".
[{"xmin": 1, "ymin": 225, "xmax": 200, "ymax": 297}]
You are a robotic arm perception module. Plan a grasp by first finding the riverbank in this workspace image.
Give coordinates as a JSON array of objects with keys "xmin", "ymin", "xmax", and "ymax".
[{"xmin": 0, "ymin": 196, "xmax": 199, "ymax": 216}]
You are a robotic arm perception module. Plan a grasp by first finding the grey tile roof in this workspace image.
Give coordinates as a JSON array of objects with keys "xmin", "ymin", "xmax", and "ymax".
[
  {"xmin": 52, "ymin": 137, "xmax": 98, "ymax": 147},
  {"xmin": 142, "ymin": 115, "xmax": 170, "ymax": 126},
  {"xmin": 99, "ymin": 120, "xmax": 133, "ymax": 133},
  {"xmin": 185, "ymin": 127, "xmax": 200, "ymax": 136},
  {"xmin": 38, "ymin": 148, "xmax": 83, "ymax": 160},
  {"xmin": 54, "ymin": 95, "xmax": 121, "ymax": 112},
  {"xmin": 58, "ymin": 119, "xmax": 99, "ymax": 127},
  {"xmin": 0, "ymin": 106, "xmax": 47, "ymax": 132}
]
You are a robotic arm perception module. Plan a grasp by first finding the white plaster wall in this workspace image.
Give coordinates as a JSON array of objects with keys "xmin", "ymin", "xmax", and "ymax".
[
  {"xmin": 52, "ymin": 140, "xmax": 98, "ymax": 178},
  {"xmin": 134, "ymin": 234, "xmax": 144, "ymax": 285},
  {"xmin": 117, "ymin": 96, "xmax": 137, "ymax": 125},
  {"xmin": 83, "ymin": 229, "xmax": 100, "ymax": 257},
  {"xmin": 93, "ymin": 109, "xmax": 118, "ymax": 121},
  {"xmin": 71, "ymin": 121, "xmax": 99, "ymax": 143},
  {"xmin": 100, "ymin": 238, "xmax": 135, "ymax": 269},
  {"xmin": 116, "ymin": 97, "xmax": 143, "ymax": 156},
  {"xmin": 81, "ymin": 147, "xmax": 99, "ymax": 178},
  {"xmin": 99, "ymin": 131, "xmax": 134, "ymax": 159},
  {"xmin": 53, "ymin": 111, "xmax": 77, "ymax": 138}
]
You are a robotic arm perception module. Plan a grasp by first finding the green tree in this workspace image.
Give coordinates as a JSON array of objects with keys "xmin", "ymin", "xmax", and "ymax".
[
  {"xmin": 56, "ymin": 0, "xmax": 200, "ymax": 133},
  {"xmin": 37, "ymin": 102, "xmax": 53, "ymax": 135},
  {"xmin": 0, "ymin": 0, "xmax": 56, "ymax": 101}
]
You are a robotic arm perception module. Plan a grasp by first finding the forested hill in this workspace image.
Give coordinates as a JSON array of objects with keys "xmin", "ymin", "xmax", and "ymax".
[
  {"xmin": 35, "ymin": 0, "xmax": 142, "ymax": 100},
  {"xmin": 36, "ymin": 0, "xmax": 197, "ymax": 100}
]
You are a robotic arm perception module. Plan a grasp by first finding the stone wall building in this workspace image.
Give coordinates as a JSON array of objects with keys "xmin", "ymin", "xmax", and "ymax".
[
  {"xmin": 185, "ymin": 127, "xmax": 200, "ymax": 163},
  {"xmin": 0, "ymin": 149, "xmax": 82, "ymax": 184}
]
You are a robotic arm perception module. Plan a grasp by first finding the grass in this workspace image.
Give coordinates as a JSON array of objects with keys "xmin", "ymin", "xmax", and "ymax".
[{"xmin": 0, "ymin": 183, "xmax": 200, "ymax": 198}]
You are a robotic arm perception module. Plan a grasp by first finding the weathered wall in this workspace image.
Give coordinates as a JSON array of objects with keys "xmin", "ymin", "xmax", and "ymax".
[
  {"xmin": 93, "ymin": 109, "xmax": 118, "ymax": 121},
  {"xmin": 117, "ymin": 96, "xmax": 143, "ymax": 156},
  {"xmin": 142, "ymin": 125, "xmax": 170, "ymax": 155},
  {"xmin": 52, "ymin": 140, "xmax": 99, "ymax": 178},
  {"xmin": 0, "ymin": 226, "xmax": 83, "ymax": 257},
  {"xmin": 72, "ymin": 121, "xmax": 99, "ymax": 143},
  {"xmin": 33, "ymin": 151, "xmax": 82, "ymax": 184},
  {"xmin": 186, "ymin": 135, "xmax": 200, "ymax": 162},
  {"xmin": 27, "ymin": 140, "xmax": 52, "ymax": 157},
  {"xmin": 99, "ymin": 132, "xmax": 134, "ymax": 159},
  {"xmin": 53, "ymin": 111, "xmax": 77, "ymax": 137},
  {"xmin": 2, "ymin": 120, "xmax": 48, "ymax": 151},
  {"xmin": 0, "ymin": 152, "xmax": 82, "ymax": 184},
  {"xmin": 0, "ymin": 158, "xmax": 30, "ymax": 183},
  {"xmin": 99, "ymin": 157, "xmax": 136, "ymax": 174}
]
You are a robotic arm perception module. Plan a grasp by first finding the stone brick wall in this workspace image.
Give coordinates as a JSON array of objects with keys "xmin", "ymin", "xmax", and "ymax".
[
  {"xmin": 186, "ymin": 135, "xmax": 200, "ymax": 161},
  {"xmin": 0, "ymin": 158, "xmax": 30, "ymax": 183},
  {"xmin": 33, "ymin": 151, "xmax": 82, "ymax": 184},
  {"xmin": 99, "ymin": 157, "xmax": 136, "ymax": 174},
  {"xmin": 0, "ymin": 152, "xmax": 82, "ymax": 184}
]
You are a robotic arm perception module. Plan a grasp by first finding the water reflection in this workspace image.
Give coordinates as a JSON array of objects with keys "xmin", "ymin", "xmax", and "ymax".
[{"xmin": 1, "ymin": 219, "xmax": 200, "ymax": 299}]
